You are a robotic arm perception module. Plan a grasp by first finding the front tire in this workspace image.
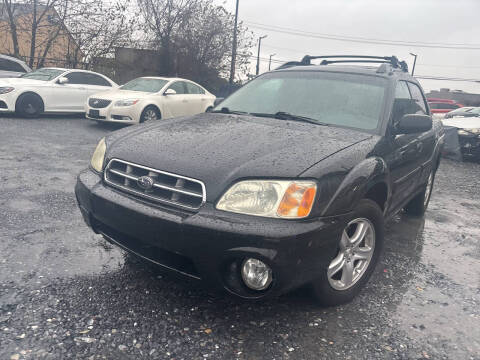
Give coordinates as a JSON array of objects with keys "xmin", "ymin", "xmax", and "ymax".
[
  {"xmin": 312, "ymin": 199, "xmax": 384, "ymax": 306},
  {"xmin": 16, "ymin": 93, "xmax": 44, "ymax": 118},
  {"xmin": 140, "ymin": 106, "xmax": 160, "ymax": 123}
]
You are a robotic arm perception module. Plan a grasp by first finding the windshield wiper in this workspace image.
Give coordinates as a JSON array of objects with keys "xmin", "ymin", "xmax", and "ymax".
[
  {"xmin": 250, "ymin": 111, "xmax": 329, "ymax": 126},
  {"xmin": 211, "ymin": 107, "xmax": 249, "ymax": 115}
]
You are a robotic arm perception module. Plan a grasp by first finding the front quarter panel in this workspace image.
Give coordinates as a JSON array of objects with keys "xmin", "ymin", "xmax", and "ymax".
[{"xmin": 301, "ymin": 136, "xmax": 388, "ymax": 217}]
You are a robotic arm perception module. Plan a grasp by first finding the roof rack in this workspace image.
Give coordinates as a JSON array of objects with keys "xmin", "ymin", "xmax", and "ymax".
[{"xmin": 277, "ymin": 55, "xmax": 409, "ymax": 73}]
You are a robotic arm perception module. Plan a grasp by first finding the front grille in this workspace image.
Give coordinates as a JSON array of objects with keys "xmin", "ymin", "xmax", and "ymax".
[
  {"xmin": 104, "ymin": 159, "xmax": 206, "ymax": 210},
  {"xmin": 89, "ymin": 98, "xmax": 111, "ymax": 108}
]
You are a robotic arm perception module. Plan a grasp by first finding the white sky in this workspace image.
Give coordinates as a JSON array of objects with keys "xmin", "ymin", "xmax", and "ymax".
[{"xmin": 219, "ymin": 0, "xmax": 480, "ymax": 93}]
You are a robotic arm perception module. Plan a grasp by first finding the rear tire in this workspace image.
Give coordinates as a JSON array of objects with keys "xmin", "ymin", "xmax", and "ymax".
[
  {"xmin": 404, "ymin": 170, "xmax": 435, "ymax": 216},
  {"xmin": 140, "ymin": 106, "xmax": 160, "ymax": 123},
  {"xmin": 16, "ymin": 93, "xmax": 44, "ymax": 118},
  {"xmin": 312, "ymin": 199, "xmax": 384, "ymax": 306}
]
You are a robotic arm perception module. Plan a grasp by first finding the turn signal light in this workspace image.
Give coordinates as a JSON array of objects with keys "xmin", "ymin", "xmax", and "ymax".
[{"xmin": 277, "ymin": 183, "xmax": 317, "ymax": 218}]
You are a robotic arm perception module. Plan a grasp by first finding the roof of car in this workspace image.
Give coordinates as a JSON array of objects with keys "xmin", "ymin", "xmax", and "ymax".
[
  {"xmin": 275, "ymin": 64, "xmax": 413, "ymax": 80},
  {"xmin": 0, "ymin": 54, "xmax": 28, "ymax": 64}
]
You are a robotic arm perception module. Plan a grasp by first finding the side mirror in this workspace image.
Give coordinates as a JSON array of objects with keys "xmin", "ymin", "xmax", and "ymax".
[
  {"xmin": 394, "ymin": 114, "xmax": 432, "ymax": 134},
  {"xmin": 57, "ymin": 76, "xmax": 69, "ymax": 84},
  {"xmin": 164, "ymin": 88, "xmax": 177, "ymax": 96}
]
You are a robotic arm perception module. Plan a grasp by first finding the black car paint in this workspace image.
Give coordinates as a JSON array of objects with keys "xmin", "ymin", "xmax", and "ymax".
[{"xmin": 75, "ymin": 65, "xmax": 444, "ymax": 299}]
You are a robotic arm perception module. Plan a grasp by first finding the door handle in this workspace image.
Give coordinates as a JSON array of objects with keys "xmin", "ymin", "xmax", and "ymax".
[{"xmin": 416, "ymin": 142, "xmax": 423, "ymax": 152}]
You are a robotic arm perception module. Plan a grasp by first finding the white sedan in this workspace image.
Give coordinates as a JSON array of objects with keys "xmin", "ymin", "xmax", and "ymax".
[
  {"xmin": 0, "ymin": 68, "xmax": 117, "ymax": 117},
  {"xmin": 85, "ymin": 77, "xmax": 216, "ymax": 124}
]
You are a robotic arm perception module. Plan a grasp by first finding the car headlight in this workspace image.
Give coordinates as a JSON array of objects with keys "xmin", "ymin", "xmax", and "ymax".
[
  {"xmin": 458, "ymin": 128, "xmax": 480, "ymax": 136},
  {"xmin": 114, "ymin": 99, "xmax": 139, "ymax": 107},
  {"xmin": 90, "ymin": 138, "xmax": 106, "ymax": 172},
  {"xmin": 0, "ymin": 87, "xmax": 14, "ymax": 94},
  {"xmin": 216, "ymin": 180, "xmax": 317, "ymax": 218}
]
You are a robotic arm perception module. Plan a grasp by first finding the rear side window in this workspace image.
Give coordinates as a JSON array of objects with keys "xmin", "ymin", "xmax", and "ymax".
[
  {"xmin": 429, "ymin": 103, "xmax": 459, "ymax": 110},
  {"xmin": 185, "ymin": 82, "xmax": 205, "ymax": 94},
  {"xmin": 0, "ymin": 58, "xmax": 26, "ymax": 72},
  {"xmin": 84, "ymin": 73, "xmax": 111, "ymax": 86},
  {"xmin": 65, "ymin": 72, "xmax": 89, "ymax": 84},
  {"xmin": 407, "ymin": 82, "xmax": 428, "ymax": 114},
  {"xmin": 167, "ymin": 81, "xmax": 187, "ymax": 94}
]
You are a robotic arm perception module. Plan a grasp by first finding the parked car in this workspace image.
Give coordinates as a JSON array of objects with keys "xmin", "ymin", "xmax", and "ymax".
[
  {"xmin": 444, "ymin": 106, "xmax": 480, "ymax": 119},
  {"xmin": 427, "ymin": 98, "xmax": 463, "ymax": 117},
  {"xmin": 442, "ymin": 115, "xmax": 480, "ymax": 161},
  {"xmin": 85, "ymin": 77, "xmax": 216, "ymax": 124},
  {"xmin": 0, "ymin": 67, "xmax": 117, "ymax": 117},
  {"xmin": 75, "ymin": 55, "xmax": 444, "ymax": 305},
  {"xmin": 0, "ymin": 54, "xmax": 31, "ymax": 78}
]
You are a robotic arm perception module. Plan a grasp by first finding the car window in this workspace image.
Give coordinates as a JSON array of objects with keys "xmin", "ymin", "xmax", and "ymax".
[
  {"xmin": 65, "ymin": 72, "xmax": 91, "ymax": 85},
  {"xmin": 120, "ymin": 78, "xmax": 168, "ymax": 92},
  {"xmin": 407, "ymin": 82, "xmax": 428, "ymax": 114},
  {"xmin": 84, "ymin": 73, "xmax": 111, "ymax": 86},
  {"xmin": 429, "ymin": 103, "xmax": 459, "ymax": 110},
  {"xmin": 167, "ymin": 81, "xmax": 187, "ymax": 94},
  {"xmin": 185, "ymin": 82, "xmax": 205, "ymax": 94},
  {"xmin": 20, "ymin": 68, "xmax": 64, "ymax": 81},
  {"xmin": 391, "ymin": 81, "xmax": 424, "ymax": 124},
  {"xmin": 0, "ymin": 58, "xmax": 26, "ymax": 72},
  {"xmin": 216, "ymin": 71, "xmax": 387, "ymax": 132}
]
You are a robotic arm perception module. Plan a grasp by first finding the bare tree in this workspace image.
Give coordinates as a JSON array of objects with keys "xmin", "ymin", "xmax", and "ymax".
[
  {"xmin": 137, "ymin": 0, "xmax": 200, "ymax": 75},
  {"xmin": 137, "ymin": 0, "xmax": 253, "ymax": 89}
]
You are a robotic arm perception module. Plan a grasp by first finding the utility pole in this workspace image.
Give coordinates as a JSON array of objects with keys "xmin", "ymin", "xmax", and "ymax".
[
  {"xmin": 410, "ymin": 53, "xmax": 418, "ymax": 76},
  {"xmin": 256, "ymin": 35, "xmax": 267, "ymax": 75},
  {"xmin": 268, "ymin": 53, "xmax": 276, "ymax": 71},
  {"xmin": 229, "ymin": 0, "xmax": 240, "ymax": 91}
]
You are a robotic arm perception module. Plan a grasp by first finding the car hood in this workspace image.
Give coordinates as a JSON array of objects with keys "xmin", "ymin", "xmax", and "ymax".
[
  {"xmin": 442, "ymin": 116, "xmax": 480, "ymax": 129},
  {"xmin": 90, "ymin": 89, "xmax": 153, "ymax": 100},
  {"xmin": 0, "ymin": 78, "xmax": 48, "ymax": 86},
  {"xmin": 105, "ymin": 113, "xmax": 372, "ymax": 201}
]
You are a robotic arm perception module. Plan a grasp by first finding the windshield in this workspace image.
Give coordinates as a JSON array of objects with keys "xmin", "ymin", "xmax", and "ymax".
[
  {"xmin": 20, "ymin": 68, "xmax": 64, "ymax": 81},
  {"xmin": 216, "ymin": 71, "xmax": 388, "ymax": 131},
  {"xmin": 120, "ymin": 78, "xmax": 168, "ymax": 92}
]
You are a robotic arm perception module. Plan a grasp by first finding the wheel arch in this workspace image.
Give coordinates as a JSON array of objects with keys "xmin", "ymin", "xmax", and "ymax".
[{"xmin": 321, "ymin": 157, "xmax": 390, "ymax": 216}]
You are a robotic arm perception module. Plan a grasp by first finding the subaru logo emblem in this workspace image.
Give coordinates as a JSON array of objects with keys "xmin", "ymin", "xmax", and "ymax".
[{"xmin": 137, "ymin": 176, "xmax": 154, "ymax": 190}]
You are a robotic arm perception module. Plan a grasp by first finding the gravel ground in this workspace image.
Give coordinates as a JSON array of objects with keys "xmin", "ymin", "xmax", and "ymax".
[{"xmin": 0, "ymin": 115, "xmax": 479, "ymax": 360}]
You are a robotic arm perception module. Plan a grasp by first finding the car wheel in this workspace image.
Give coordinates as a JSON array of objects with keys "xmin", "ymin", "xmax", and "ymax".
[
  {"xmin": 16, "ymin": 93, "xmax": 44, "ymax": 118},
  {"xmin": 312, "ymin": 199, "xmax": 384, "ymax": 306},
  {"xmin": 404, "ymin": 170, "xmax": 435, "ymax": 216},
  {"xmin": 140, "ymin": 106, "xmax": 160, "ymax": 123}
]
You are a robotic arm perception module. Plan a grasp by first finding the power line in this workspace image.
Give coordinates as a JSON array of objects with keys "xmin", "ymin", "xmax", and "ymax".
[{"xmin": 245, "ymin": 21, "xmax": 480, "ymax": 50}]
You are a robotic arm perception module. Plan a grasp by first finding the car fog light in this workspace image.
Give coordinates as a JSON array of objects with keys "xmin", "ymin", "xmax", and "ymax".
[{"xmin": 241, "ymin": 258, "xmax": 272, "ymax": 290}]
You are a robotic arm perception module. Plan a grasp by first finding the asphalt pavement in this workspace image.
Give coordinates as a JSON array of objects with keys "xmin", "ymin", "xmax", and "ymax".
[{"xmin": 0, "ymin": 115, "xmax": 479, "ymax": 360}]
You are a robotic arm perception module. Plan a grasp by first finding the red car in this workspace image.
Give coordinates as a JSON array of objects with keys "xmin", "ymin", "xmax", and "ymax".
[{"xmin": 427, "ymin": 98, "xmax": 464, "ymax": 115}]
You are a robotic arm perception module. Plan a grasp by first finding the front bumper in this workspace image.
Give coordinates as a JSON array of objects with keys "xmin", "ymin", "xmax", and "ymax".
[
  {"xmin": 75, "ymin": 168, "xmax": 345, "ymax": 299},
  {"xmin": 0, "ymin": 92, "xmax": 16, "ymax": 112},
  {"xmin": 85, "ymin": 103, "xmax": 140, "ymax": 124},
  {"xmin": 459, "ymin": 133, "xmax": 480, "ymax": 159}
]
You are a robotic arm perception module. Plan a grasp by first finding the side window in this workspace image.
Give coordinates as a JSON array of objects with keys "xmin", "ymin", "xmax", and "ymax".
[
  {"xmin": 65, "ymin": 72, "xmax": 90, "ymax": 85},
  {"xmin": 392, "ymin": 81, "xmax": 414, "ymax": 124},
  {"xmin": 0, "ymin": 58, "xmax": 26, "ymax": 72},
  {"xmin": 167, "ymin": 81, "xmax": 186, "ymax": 94},
  {"xmin": 395, "ymin": 81, "xmax": 411, "ymax": 99},
  {"xmin": 185, "ymin": 82, "xmax": 205, "ymax": 94},
  {"xmin": 84, "ymin": 73, "xmax": 111, "ymax": 87},
  {"xmin": 407, "ymin": 82, "xmax": 428, "ymax": 114}
]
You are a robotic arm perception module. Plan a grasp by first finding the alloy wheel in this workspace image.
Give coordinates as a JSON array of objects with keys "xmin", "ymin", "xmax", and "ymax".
[
  {"xmin": 327, "ymin": 218, "xmax": 376, "ymax": 291},
  {"xmin": 143, "ymin": 109, "xmax": 158, "ymax": 122}
]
